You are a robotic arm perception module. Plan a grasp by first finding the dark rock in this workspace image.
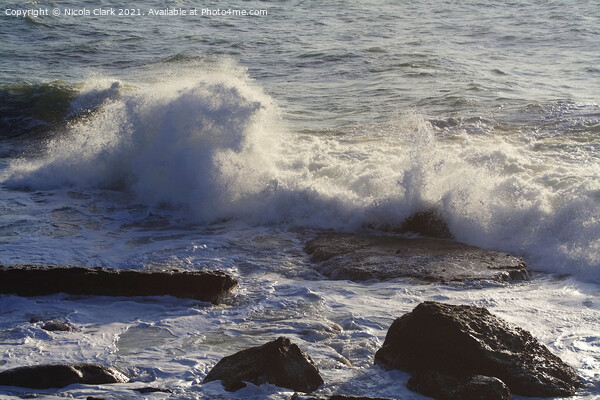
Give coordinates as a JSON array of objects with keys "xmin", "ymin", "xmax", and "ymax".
[
  {"xmin": 329, "ymin": 396, "xmax": 397, "ymax": 400},
  {"xmin": 374, "ymin": 301, "xmax": 583, "ymax": 397},
  {"xmin": 0, "ymin": 265, "xmax": 237, "ymax": 305},
  {"xmin": 407, "ymin": 371, "xmax": 511, "ymax": 400},
  {"xmin": 453, "ymin": 375, "xmax": 512, "ymax": 400},
  {"xmin": 133, "ymin": 387, "xmax": 173, "ymax": 394},
  {"xmin": 407, "ymin": 370, "xmax": 460, "ymax": 399},
  {"xmin": 388, "ymin": 209, "xmax": 453, "ymax": 239},
  {"xmin": 204, "ymin": 337, "xmax": 323, "ymax": 392},
  {"xmin": 292, "ymin": 395, "xmax": 396, "ymax": 400},
  {"xmin": 41, "ymin": 320, "xmax": 76, "ymax": 332},
  {"xmin": 0, "ymin": 363, "xmax": 128, "ymax": 389},
  {"xmin": 305, "ymin": 233, "xmax": 527, "ymax": 283}
]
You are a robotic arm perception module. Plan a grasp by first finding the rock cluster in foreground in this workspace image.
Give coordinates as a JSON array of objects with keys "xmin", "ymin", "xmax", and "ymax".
[
  {"xmin": 0, "ymin": 364, "xmax": 128, "ymax": 389},
  {"xmin": 0, "ymin": 265, "xmax": 237, "ymax": 304},
  {"xmin": 204, "ymin": 337, "xmax": 324, "ymax": 392},
  {"xmin": 0, "ymin": 262, "xmax": 582, "ymax": 399},
  {"xmin": 305, "ymin": 232, "xmax": 528, "ymax": 283},
  {"xmin": 375, "ymin": 301, "xmax": 583, "ymax": 398},
  {"xmin": 0, "ymin": 302, "xmax": 582, "ymax": 399}
]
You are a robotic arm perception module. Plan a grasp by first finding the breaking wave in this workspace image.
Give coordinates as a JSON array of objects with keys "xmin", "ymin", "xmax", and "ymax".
[{"xmin": 3, "ymin": 62, "xmax": 599, "ymax": 281}]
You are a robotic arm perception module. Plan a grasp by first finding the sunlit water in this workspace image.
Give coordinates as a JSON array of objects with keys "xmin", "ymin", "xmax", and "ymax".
[{"xmin": 0, "ymin": 1, "xmax": 599, "ymax": 399}]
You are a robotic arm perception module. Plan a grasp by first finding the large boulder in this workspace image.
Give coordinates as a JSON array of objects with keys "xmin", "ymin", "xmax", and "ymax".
[
  {"xmin": 374, "ymin": 301, "xmax": 583, "ymax": 397},
  {"xmin": 0, "ymin": 265, "xmax": 237, "ymax": 304},
  {"xmin": 305, "ymin": 233, "xmax": 527, "ymax": 283},
  {"xmin": 204, "ymin": 337, "xmax": 323, "ymax": 392},
  {"xmin": 0, "ymin": 364, "xmax": 128, "ymax": 389}
]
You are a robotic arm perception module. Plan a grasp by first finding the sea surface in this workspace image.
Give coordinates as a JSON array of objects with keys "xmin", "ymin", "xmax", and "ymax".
[{"xmin": 0, "ymin": 0, "xmax": 599, "ymax": 399}]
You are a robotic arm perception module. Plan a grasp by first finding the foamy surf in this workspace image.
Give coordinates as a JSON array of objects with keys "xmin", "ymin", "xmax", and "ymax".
[
  {"xmin": 2, "ymin": 62, "xmax": 599, "ymax": 282},
  {"xmin": 4, "ymin": 68, "xmax": 600, "ymax": 280}
]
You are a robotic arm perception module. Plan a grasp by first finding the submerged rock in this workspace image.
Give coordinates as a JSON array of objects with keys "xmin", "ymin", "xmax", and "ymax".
[
  {"xmin": 0, "ymin": 364, "xmax": 128, "ymax": 389},
  {"xmin": 204, "ymin": 337, "xmax": 323, "ymax": 392},
  {"xmin": 0, "ymin": 265, "xmax": 237, "ymax": 304},
  {"xmin": 305, "ymin": 233, "xmax": 527, "ymax": 283},
  {"xmin": 375, "ymin": 301, "xmax": 583, "ymax": 397}
]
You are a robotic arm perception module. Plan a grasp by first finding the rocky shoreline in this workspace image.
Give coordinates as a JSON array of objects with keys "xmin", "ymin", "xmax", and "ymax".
[
  {"xmin": 0, "ymin": 230, "xmax": 586, "ymax": 399},
  {"xmin": 0, "ymin": 301, "xmax": 583, "ymax": 399}
]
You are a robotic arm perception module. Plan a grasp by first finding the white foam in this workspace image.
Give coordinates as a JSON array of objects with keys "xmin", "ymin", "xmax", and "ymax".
[
  {"xmin": 3, "ymin": 62, "xmax": 599, "ymax": 281},
  {"xmin": 1, "ymin": 273, "xmax": 599, "ymax": 399}
]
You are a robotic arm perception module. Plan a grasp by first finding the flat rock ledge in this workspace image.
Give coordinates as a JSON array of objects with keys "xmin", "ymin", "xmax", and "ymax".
[
  {"xmin": 0, "ymin": 364, "xmax": 128, "ymax": 389},
  {"xmin": 374, "ymin": 301, "xmax": 583, "ymax": 398},
  {"xmin": 0, "ymin": 265, "xmax": 237, "ymax": 305},
  {"xmin": 204, "ymin": 337, "xmax": 324, "ymax": 392},
  {"xmin": 305, "ymin": 232, "xmax": 527, "ymax": 283}
]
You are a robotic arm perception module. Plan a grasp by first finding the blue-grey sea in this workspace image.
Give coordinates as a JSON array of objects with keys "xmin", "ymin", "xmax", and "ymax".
[{"xmin": 0, "ymin": 1, "xmax": 599, "ymax": 399}]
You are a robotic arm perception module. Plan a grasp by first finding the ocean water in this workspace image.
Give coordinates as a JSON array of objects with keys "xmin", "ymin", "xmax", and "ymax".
[{"xmin": 0, "ymin": 0, "xmax": 599, "ymax": 399}]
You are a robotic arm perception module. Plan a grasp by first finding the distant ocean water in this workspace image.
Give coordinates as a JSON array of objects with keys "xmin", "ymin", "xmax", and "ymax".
[{"xmin": 0, "ymin": 1, "xmax": 599, "ymax": 399}]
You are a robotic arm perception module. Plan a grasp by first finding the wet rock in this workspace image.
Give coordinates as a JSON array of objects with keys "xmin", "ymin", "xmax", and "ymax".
[
  {"xmin": 133, "ymin": 387, "xmax": 173, "ymax": 394},
  {"xmin": 399, "ymin": 209, "xmax": 452, "ymax": 238},
  {"xmin": 407, "ymin": 371, "xmax": 511, "ymax": 400},
  {"xmin": 41, "ymin": 320, "xmax": 76, "ymax": 332},
  {"xmin": 204, "ymin": 337, "xmax": 323, "ymax": 392},
  {"xmin": 0, "ymin": 364, "xmax": 128, "ymax": 389},
  {"xmin": 374, "ymin": 209, "xmax": 452, "ymax": 239},
  {"xmin": 374, "ymin": 301, "xmax": 583, "ymax": 397},
  {"xmin": 329, "ymin": 396, "xmax": 397, "ymax": 400},
  {"xmin": 305, "ymin": 233, "xmax": 527, "ymax": 283},
  {"xmin": 0, "ymin": 265, "xmax": 237, "ymax": 304},
  {"xmin": 292, "ymin": 394, "xmax": 396, "ymax": 400},
  {"xmin": 406, "ymin": 370, "xmax": 460, "ymax": 399},
  {"xmin": 453, "ymin": 375, "xmax": 512, "ymax": 400}
]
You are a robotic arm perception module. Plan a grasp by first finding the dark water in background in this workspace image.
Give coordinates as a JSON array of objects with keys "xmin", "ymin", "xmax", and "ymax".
[
  {"xmin": 0, "ymin": 1, "xmax": 600, "ymax": 399},
  {"xmin": 2, "ymin": 0, "xmax": 599, "ymax": 126}
]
